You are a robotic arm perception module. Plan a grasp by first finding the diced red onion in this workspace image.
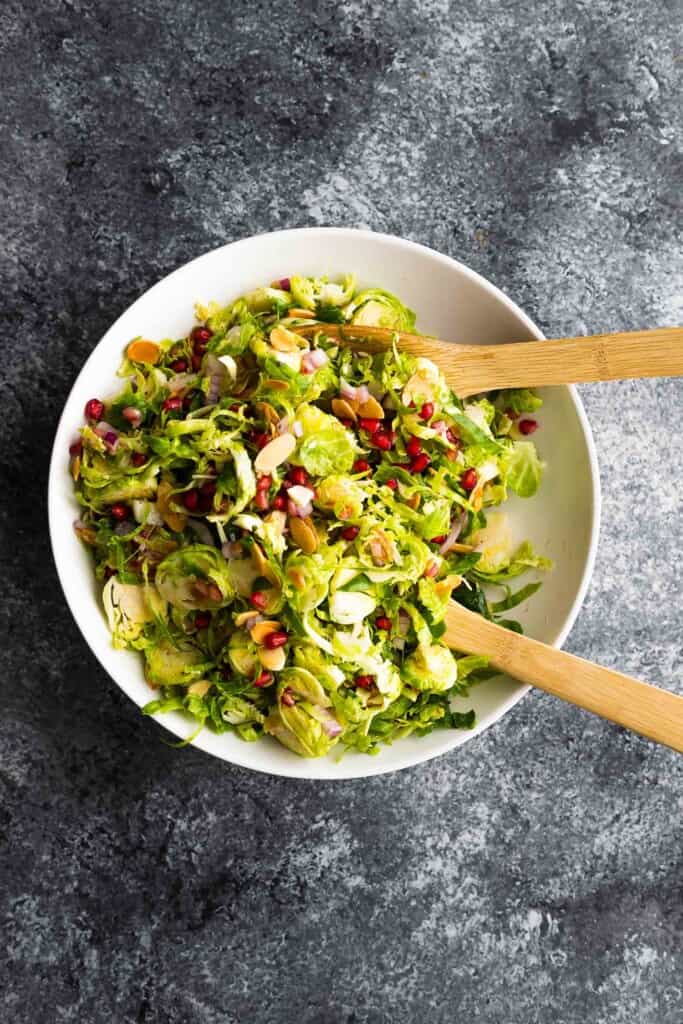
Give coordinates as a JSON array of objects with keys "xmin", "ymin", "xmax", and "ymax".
[
  {"xmin": 122, "ymin": 406, "xmax": 142, "ymax": 427},
  {"xmin": 340, "ymin": 379, "xmax": 357, "ymax": 401},
  {"xmin": 205, "ymin": 354, "xmax": 227, "ymax": 405},
  {"xmin": 308, "ymin": 349, "xmax": 328, "ymax": 369},
  {"xmin": 439, "ymin": 512, "xmax": 467, "ymax": 554},
  {"xmin": 292, "ymin": 420, "xmax": 303, "ymax": 438},
  {"xmin": 356, "ymin": 384, "xmax": 370, "ymax": 404},
  {"xmin": 287, "ymin": 499, "xmax": 313, "ymax": 519},
  {"xmin": 424, "ymin": 560, "xmax": 440, "ymax": 578},
  {"xmin": 168, "ymin": 372, "xmax": 196, "ymax": 393},
  {"xmin": 94, "ymin": 421, "xmax": 117, "ymax": 437},
  {"xmin": 188, "ymin": 519, "xmax": 215, "ymax": 546},
  {"xmin": 321, "ymin": 714, "xmax": 342, "ymax": 739}
]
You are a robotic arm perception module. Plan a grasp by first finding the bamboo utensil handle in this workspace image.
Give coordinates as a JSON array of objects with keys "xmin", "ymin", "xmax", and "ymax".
[
  {"xmin": 293, "ymin": 324, "xmax": 683, "ymax": 397},
  {"xmin": 444, "ymin": 603, "xmax": 683, "ymax": 752}
]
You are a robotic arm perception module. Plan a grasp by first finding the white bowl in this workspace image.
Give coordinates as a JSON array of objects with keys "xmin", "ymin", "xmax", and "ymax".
[{"xmin": 48, "ymin": 228, "xmax": 600, "ymax": 779}]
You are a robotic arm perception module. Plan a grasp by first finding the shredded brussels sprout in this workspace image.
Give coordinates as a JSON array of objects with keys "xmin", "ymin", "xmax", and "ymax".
[{"xmin": 71, "ymin": 274, "xmax": 550, "ymax": 757}]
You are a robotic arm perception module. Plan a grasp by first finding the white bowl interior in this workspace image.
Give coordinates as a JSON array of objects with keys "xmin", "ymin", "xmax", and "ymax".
[{"xmin": 49, "ymin": 229, "xmax": 599, "ymax": 778}]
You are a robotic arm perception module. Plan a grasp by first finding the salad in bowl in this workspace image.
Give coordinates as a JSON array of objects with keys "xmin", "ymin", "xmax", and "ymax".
[{"xmin": 68, "ymin": 274, "xmax": 549, "ymax": 759}]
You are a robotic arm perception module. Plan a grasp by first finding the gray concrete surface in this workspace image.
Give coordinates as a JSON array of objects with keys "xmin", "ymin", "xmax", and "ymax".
[{"xmin": 1, "ymin": 1, "xmax": 681, "ymax": 1021}]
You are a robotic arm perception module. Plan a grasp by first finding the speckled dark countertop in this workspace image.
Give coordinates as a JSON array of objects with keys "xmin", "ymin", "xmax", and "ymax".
[{"xmin": 1, "ymin": 2, "xmax": 682, "ymax": 1021}]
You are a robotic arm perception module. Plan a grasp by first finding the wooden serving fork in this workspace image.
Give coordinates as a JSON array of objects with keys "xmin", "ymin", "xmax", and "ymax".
[{"xmin": 293, "ymin": 323, "xmax": 683, "ymax": 397}]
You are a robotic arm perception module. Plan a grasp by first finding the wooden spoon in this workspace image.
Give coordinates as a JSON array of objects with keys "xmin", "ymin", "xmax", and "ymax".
[
  {"xmin": 444, "ymin": 602, "xmax": 683, "ymax": 752},
  {"xmin": 292, "ymin": 323, "xmax": 683, "ymax": 397}
]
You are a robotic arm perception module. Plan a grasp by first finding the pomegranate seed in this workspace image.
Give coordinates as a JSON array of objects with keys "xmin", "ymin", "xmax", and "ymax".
[
  {"xmin": 253, "ymin": 670, "xmax": 274, "ymax": 688},
  {"xmin": 250, "ymin": 591, "xmax": 268, "ymax": 610},
  {"xmin": 182, "ymin": 395, "xmax": 194, "ymax": 411},
  {"xmin": 430, "ymin": 535, "xmax": 447, "ymax": 544},
  {"xmin": 287, "ymin": 466, "xmax": 308, "ymax": 486},
  {"xmin": 264, "ymin": 630, "xmax": 288, "ymax": 649},
  {"xmin": 131, "ymin": 451, "xmax": 147, "ymax": 467},
  {"xmin": 252, "ymin": 432, "xmax": 270, "ymax": 450},
  {"xmin": 410, "ymin": 454, "xmax": 431, "ymax": 473},
  {"xmin": 419, "ymin": 402, "xmax": 434, "ymax": 421},
  {"xmin": 200, "ymin": 479, "xmax": 217, "ymax": 498},
  {"xmin": 355, "ymin": 675, "xmax": 373, "ymax": 689},
  {"xmin": 254, "ymin": 490, "xmax": 270, "ymax": 511},
  {"xmin": 162, "ymin": 395, "xmax": 183, "ymax": 412},
  {"xmin": 183, "ymin": 489, "xmax": 199, "ymax": 511},
  {"xmin": 519, "ymin": 418, "xmax": 538, "ymax": 435},
  {"xmin": 103, "ymin": 565, "xmax": 117, "ymax": 580},
  {"xmin": 84, "ymin": 398, "xmax": 104, "ymax": 421},
  {"xmin": 358, "ymin": 417, "xmax": 380, "ymax": 434},
  {"xmin": 461, "ymin": 468, "xmax": 478, "ymax": 491},
  {"xmin": 281, "ymin": 688, "xmax": 296, "ymax": 706},
  {"xmin": 373, "ymin": 431, "xmax": 393, "ymax": 451},
  {"xmin": 341, "ymin": 525, "xmax": 360, "ymax": 541},
  {"xmin": 375, "ymin": 616, "xmax": 392, "ymax": 630},
  {"xmin": 191, "ymin": 353, "xmax": 203, "ymax": 371},
  {"xmin": 194, "ymin": 611, "xmax": 211, "ymax": 629},
  {"xmin": 385, "ymin": 478, "xmax": 398, "ymax": 491},
  {"xmin": 339, "ymin": 417, "xmax": 354, "ymax": 428},
  {"xmin": 273, "ymin": 493, "xmax": 287, "ymax": 510},
  {"xmin": 69, "ymin": 440, "xmax": 83, "ymax": 458},
  {"xmin": 110, "ymin": 503, "xmax": 129, "ymax": 521},
  {"xmin": 446, "ymin": 428, "xmax": 458, "ymax": 445},
  {"xmin": 505, "ymin": 407, "xmax": 519, "ymax": 421},
  {"xmin": 198, "ymin": 493, "xmax": 213, "ymax": 514},
  {"xmin": 171, "ymin": 358, "xmax": 188, "ymax": 372},
  {"xmin": 353, "ymin": 459, "xmax": 370, "ymax": 473},
  {"xmin": 191, "ymin": 325, "xmax": 213, "ymax": 349},
  {"xmin": 278, "ymin": 277, "xmax": 291, "ymax": 291},
  {"xmin": 406, "ymin": 436, "xmax": 422, "ymax": 458}
]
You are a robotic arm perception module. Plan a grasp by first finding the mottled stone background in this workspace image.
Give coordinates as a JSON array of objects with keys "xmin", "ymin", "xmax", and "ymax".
[{"xmin": 1, "ymin": 1, "xmax": 681, "ymax": 1021}]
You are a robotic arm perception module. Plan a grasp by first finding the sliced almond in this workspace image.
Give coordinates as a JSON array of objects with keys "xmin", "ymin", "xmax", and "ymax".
[
  {"xmin": 70, "ymin": 455, "xmax": 81, "ymax": 481},
  {"xmin": 357, "ymin": 395, "xmax": 385, "ymax": 419},
  {"xmin": 434, "ymin": 574, "xmax": 463, "ymax": 600},
  {"xmin": 287, "ymin": 307, "xmax": 316, "ymax": 319},
  {"xmin": 157, "ymin": 479, "xmax": 187, "ymax": 532},
  {"xmin": 270, "ymin": 325, "xmax": 301, "ymax": 352},
  {"xmin": 250, "ymin": 541, "xmax": 280, "ymax": 588},
  {"xmin": 406, "ymin": 493, "xmax": 421, "ymax": 511},
  {"xmin": 289, "ymin": 515, "xmax": 318, "ymax": 554},
  {"xmin": 255, "ymin": 401, "xmax": 280, "ymax": 426},
  {"xmin": 288, "ymin": 568, "xmax": 307, "ymax": 591},
  {"xmin": 234, "ymin": 610, "xmax": 261, "ymax": 628},
  {"xmin": 258, "ymin": 646, "xmax": 287, "ymax": 671},
  {"xmin": 73, "ymin": 523, "xmax": 97, "ymax": 546},
  {"xmin": 263, "ymin": 378, "xmax": 289, "ymax": 391},
  {"xmin": 250, "ymin": 619, "xmax": 282, "ymax": 644},
  {"xmin": 188, "ymin": 680, "xmax": 211, "ymax": 697},
  {"xmin": 332, "ymin": 397, "xmax": 357, "ymax": 423},
  {"xmin": 254, "ymin": 432, "xmax": 296, "ymax": 473}
]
